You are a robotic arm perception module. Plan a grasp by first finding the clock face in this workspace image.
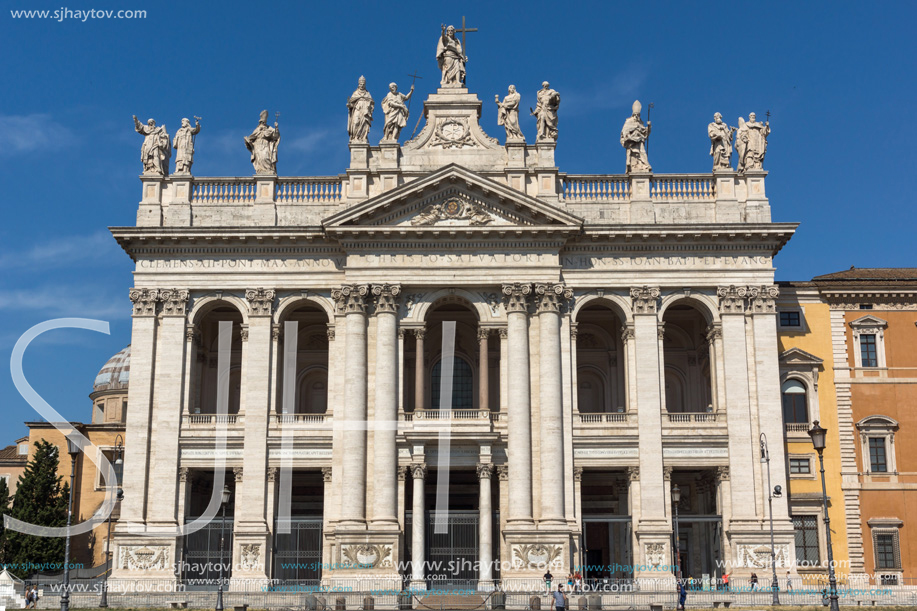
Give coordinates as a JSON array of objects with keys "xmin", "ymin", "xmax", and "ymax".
[
  {"xmin": 443, "ymin": 200, "xmax": 461, "ymax": 217},
  {"xmin": 441, "ymin": 121, "xmax": 463, "ymax": 140}
]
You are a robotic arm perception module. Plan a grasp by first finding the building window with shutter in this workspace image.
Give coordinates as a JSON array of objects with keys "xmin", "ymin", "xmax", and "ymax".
[
  {"xmin": 793, "ymin": 515, "xmax": 820, "ymax": 566},
  {"xmin": 868, "ymin": 437, "xmax": 888, "ymax": 473}
]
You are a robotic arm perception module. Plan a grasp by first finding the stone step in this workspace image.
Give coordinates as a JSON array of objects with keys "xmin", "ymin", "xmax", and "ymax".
[{"xmin": 415, "ymin": 593, "xmax": 487, "ymax": 610}]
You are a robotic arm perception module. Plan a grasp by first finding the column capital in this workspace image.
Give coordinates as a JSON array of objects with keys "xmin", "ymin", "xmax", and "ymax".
[
  {"xmin": 716, "ymin": 465, "xmax": 731, "ymax": 482},
  {"xmin": 573, "ymin": 466, "xmax": 584, "ymax": 482},
  {"xmin": 748, "ymin": 284, "xmax": 780, "ymax": 314},
  {"xmin": 496, "ymin": 465, "xmax": 509, "ymax": 481},
  {"xmin": 621, "ymin": 325, "xmax": 635, "ymax": 343},
  {"xmin": 627, "ymin": 466, "xmax": 640, "ymax": 481},
  {"xmin": 534, "ymin": 283, "xmax": 574, "ymax": 314},
  {"xmin": 476, "ymin": 463, "xmax": 494, "ymax": 480},
  {"xmin": 179, "ymin": 467, "xmax": 190, "ymax": 482},
  {"xmin": 477, "ymin": 328, "xmax": 490, "ymax": 341},
  {"xmin": 245, "ymin": 288, "xmax": 276, "ymax": 317},
  {"xmin": 410, "ymin": 463, "xmax": 427, "ymax": 480},
  {"xmin": 398, "ymin": 466, "xmax": 409, "ymax": 481},
  {"xmin": 630, "ymin": 286, "xmax": 660, "ymax": 314},
  {"xmin": 371, "ymin": 283, "xmax": 402, "ymax": 314},
  {"xmin": 321, "ymin": 466, "xmax": 333, "ymax": 483},
  {"xmin": 332, "ymin": 284, "xmax": 370, "ymax": 314},
  {"xmin": 159, "ymin": 289, "xmax": 190, "ymax": 317},
  {"xmin": 663, "ymin": 466, "xmax": 673, "ymax": 481},
  {"xmin": 705, "ymin": 323, "xmax": 723, "ymax": 342},
  {"xmin": 271, "ymin": 324, "xmax": 281, "ymax": 341},
  {"xmin": 129, "ymin": 288, "xmax": 159, "ymax": 317},
  {"xmin": 501, "ymin": 283, "xmax": 532, "ymax": 313},
  {"xmin": 267, "ymin": 467, "xmax": 279, "ymax": 482},
  {"xmin": 717, "ymin": 285, "xmax": 749, "ymax": 314},
  {"xmin": 186, "ymin": 324, "xmax": 200, "ymax": 344},
  {"xmin": 413, "ymin": 327, "xmax": 427, "ymax": 340},
  {"xmin": 327, "ymin": 326, "xmax": 336, "ymax": 342},
  {"xmin": 657, "ymin": 322, "xmax": 666, "ymax": 341},
  {"xmin": 498, "ymin": 327, "xmax": 508, "ymax": 339},
  {"xmin": 233, "ymin": 466, "xmax": 244, "ymax": 483}
]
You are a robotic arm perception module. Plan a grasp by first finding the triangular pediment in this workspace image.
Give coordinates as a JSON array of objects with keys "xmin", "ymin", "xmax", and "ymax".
[
  {"xmin": 849, "ymin": 314, "xmax": 888, "ymax": 329},
  {"xmin": 779, "ymin": 347, "xmax": 824, "ymax": 366},
  {"xmin": 323, "ymin": 164, "xmax": 583, "ymax": 235}
]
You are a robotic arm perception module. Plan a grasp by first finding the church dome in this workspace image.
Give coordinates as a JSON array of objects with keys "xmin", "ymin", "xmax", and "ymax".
[{"xmin": 93, "ymin": 345, "xmax": 130, "ymax": 392}]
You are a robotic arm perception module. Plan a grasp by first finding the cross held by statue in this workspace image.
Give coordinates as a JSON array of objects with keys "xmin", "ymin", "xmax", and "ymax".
[{"xmin": 455, "ymin": 15, "xmax": 477, "ymax": 58}]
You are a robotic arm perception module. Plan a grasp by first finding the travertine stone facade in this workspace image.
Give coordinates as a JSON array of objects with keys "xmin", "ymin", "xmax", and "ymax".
[{"xmin": 110, "ymin": 81, "xmax": 797, "ymax": 590}]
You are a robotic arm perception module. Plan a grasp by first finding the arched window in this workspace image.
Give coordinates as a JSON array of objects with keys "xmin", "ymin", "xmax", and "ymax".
[
  {"xmin": 665, "ymin": 369, "xmax": 686, "ymax": 413},
  {"xmin": 298, "ymin": 368, "xmax": 328, "ymax": 414},
  {"xmin": 431, "ymin": 357, "xmax": 474, "ymax": 410},
  {"xmin": 782, "ymin": 379, "xmax": 808, "ymax": 423}
]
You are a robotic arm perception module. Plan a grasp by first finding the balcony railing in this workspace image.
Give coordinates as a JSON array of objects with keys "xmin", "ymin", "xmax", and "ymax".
[
  {"xmin": 191, "ymin": 178, "xmax": 256, "ymax": 204},
  {"xmin": 275, "ymin": 177, "xmax": 343, "ymax": 203},
  {"xmin": 182, "ymin": 413, "xmax": 244, "ymax": 426},
  {"xmin": 578, "ymin": 413, "xmax": 631, "ymax": 424},
  {"xmin": 402, "ymin": 410, "xmax": 500, "ymax": 422},
  {"xmin": 666, "ymin": 412, "xmax": 720, "ymax": 423},
  {"xmin": 273, "ymin": 413, "xmax": 330, "ymax": 424},
  {"xmin": 562, "ymin": 173, "xmax": 716, "ymax": 204},
  {"xmin": 785, "ymin": 423, "xmax": 810, "ymax": 433}
]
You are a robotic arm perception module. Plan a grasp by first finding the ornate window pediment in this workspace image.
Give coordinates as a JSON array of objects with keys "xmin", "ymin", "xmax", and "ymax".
[{"xmin": 849, "ymin": 315, "xmax": 888, "ymax": 368}]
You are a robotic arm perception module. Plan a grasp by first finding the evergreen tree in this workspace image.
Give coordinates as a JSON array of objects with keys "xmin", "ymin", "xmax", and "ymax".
[
  {"xmin": 5, "ymin": 440, "xmax": 68, "ymax": 578},
  {"xmin": 0, "ymin": 476, "xmax": 10, "ymax": 564}
]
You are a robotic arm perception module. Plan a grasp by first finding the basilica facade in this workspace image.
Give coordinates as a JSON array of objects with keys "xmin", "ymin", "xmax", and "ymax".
[{"xmin": 110, "ymin": 72, "xmax": 797, "ymax": 590}]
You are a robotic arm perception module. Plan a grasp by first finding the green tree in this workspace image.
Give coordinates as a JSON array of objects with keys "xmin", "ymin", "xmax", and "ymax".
[
  {"xmin": 0, "ymin": 476, "xmax": 10, "ymax": 564},
  {"xmin": 5, "ymin": 440, "xmax": 69, "ymax": 578}
]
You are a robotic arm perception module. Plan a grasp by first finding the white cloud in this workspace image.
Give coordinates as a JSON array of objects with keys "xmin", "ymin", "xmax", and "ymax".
[
  {"xmin": 0, "ymin": 113, "xmax": 76, "ymax": 154},
  {"xmin": 562, "ymin": 63, "xmax": 651, "ymax": 116},
  {"xmin": 0, "ymin": 232, "xmax": 118, "ymax": 269},
  {"xmin": 0, "ymin": 285, "xmax": 129, "ymax": 319}
]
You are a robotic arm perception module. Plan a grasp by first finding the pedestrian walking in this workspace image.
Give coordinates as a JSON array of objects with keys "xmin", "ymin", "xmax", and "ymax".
[
  {"xmin": 544, "ymin": 569, "xmax": 554, "ymax": 594},
  {"xmin": 786, "ymin": 570, "xmax": 793, "ymax": 592},
  {"xmin": 552, "ymin": 585, "xmax": 568, "ymax": 611},
  {"xmin": 677, "ymin": 580, "xmax": 687, "ymax": 611}
]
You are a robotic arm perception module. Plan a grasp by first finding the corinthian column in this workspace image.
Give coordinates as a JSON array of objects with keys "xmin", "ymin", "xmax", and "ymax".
[
  {"xmin": 535, "ymin": 283, "xmax": 573, "ymax": 524},
  {"xmin": 332, "ymin": 284, "xmax": 370, "ymax": 526},
  {"xmin": 410, "ymin": 463, "xmax": 427, "ymax": 587},
  {"xmin": 502, "ymin": 283, "xmax": 533, "ymax": 525},
  {"xmin": 478, "ymin": 329, "xmax": 490, "ymax": 413},
  {"xmin": 477, "ymin": 463, "xmax": 494, "ymax": 585},
  {"xmin": 372, "ymin": 283, "xmax": 401, "ymax": 526},
  {"xmin": 414, "ymin": 328, "xmax": 426, "ymax": 412}
]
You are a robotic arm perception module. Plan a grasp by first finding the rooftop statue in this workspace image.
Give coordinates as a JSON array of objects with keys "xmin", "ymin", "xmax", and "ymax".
[
  {"xmin": 347, "ymin": 76, "xmax": 374, "ymax": 143},
  {"xmin": 133, "ymin": 116, "xmax": 170, "ymax": 176},
  {"xmin": 708, "ymin": 112, "xmax": 736, "ymax": 171},
  {"xmin": 495, "ymin": 85, "xmax": 524, "ymax": 142},
  {"xmin": 620, "ymin": 100, "xmax": 652, "ymax": 172},
  {"xmin": 381, "ymin": 82, "xmax": 414, "ymax": 142},
  {"xmin": 436, "ymin": 25, "xmax": 466, "ymax": 88},
  {"xmin": 172, "ymin": 117, "xmax": 201, "ymax": 175},
  {"xmin": 244, "ymin": 110, "xmax": 280, "ymax": 175},
  {"xmin": 735, "ymin": 112, "xmax": 770, "ymax": 171},
  {"xmin": 532, "ymin": 81, "xmax": 560, "ymax": 141}
]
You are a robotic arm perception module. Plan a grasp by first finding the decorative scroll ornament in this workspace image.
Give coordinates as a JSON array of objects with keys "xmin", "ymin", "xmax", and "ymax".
[
  {"xmin": 430, "ymin": 117, "xmax": 475, "ymax": 149},
  {"xmin": 239, "ymin": 544, "xmax": 262, "ymax": 571},
  {"xmin": 717, "ymin": 285, "xmax": 748, "ymax": 314},
  {"xmin": 411, "ymin": 198, "xmax": 493, "ymax": 226},
  {"xmin": 534, "ymin": 283, "xmax": 574, "ymax": 313},
  {"xmin": 644, "ymin": 543, "xmax": 666, "ymax": 569},
  {"xmin": 159, "ymin": 289, "xmax": 190, "ymax": 317},
  {"xmin": 129, "ymin": 288, "xmax": 159, "ymax": 317},
  {"xmin": 119, "ymin": 545, "xmax": 170, "ymax": 571},
  {"xmin": 342, "ymin": 544, "xmax": 393, "ymax": 569},
  {"xmin": 748, "ymin": 285, "xmax": 780, "ymax": 314},
  {"xmin": 502, "ymin": 283, "xmax": 533, "ymax": 313},
  {"xmin": 736, "ymin": 544, "xmax": 790, "ymax": 568},
  {"xmin": 245, "ymin": 288, "xmax": 276, "ymax": 317},
  {"xmin": 630, "ymin": 286, "xmax": 661, "ymax": 314},
  {"xmin": 331, "ymin": 284, "xmax": 370, "ymax": 314},
  {"xmin": 371, "ymin": 283, "xmax": 402, "ymax": 314},
  {"xmin": 512, "ymin": 544, "xmax": 564, "ymax": 568}
]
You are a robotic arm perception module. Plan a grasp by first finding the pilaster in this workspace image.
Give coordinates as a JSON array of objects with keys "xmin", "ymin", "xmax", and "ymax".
[{"xmin": 138, "ymin": 176, "xmax": 164, "ymax": 226}]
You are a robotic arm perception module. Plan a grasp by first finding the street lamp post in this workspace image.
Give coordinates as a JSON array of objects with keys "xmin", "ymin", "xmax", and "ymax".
[
  {"xmin": 759, "ymin": 433, "xmax": 781, "ymax": 606},
  {"xmin": 60, "ymin": 433, "xmax": 82, "ymax": 611},
  {"xmin": 99, "ymin": 435, "xmax": 124, "ymax": 608},
  {"xmin": 216, "ymin": 485, "xmax": 231, "ymax": 611},
  {"xmin": 808, "ymin": 421, "xmax": 840, "ymax": 611},
  {"xmin": 672, "ymin": 483, "xmax": 681, "ymax": 580}
]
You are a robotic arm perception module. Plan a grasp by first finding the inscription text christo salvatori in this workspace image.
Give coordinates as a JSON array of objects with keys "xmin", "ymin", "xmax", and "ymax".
[{"xmin": 137, "ymin": 254, "xmax": 771, "ymax": 270}]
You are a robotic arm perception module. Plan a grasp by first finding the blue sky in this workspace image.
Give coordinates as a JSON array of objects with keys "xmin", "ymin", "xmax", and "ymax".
[{"xmin": 1, "ymin": 0, "xmax": 915, "ymax": 439}]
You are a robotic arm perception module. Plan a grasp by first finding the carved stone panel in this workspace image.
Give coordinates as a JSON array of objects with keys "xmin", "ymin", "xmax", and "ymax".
[{"xmin": 119, "ymin": 545, "xmax": 170, "ymax": 571}]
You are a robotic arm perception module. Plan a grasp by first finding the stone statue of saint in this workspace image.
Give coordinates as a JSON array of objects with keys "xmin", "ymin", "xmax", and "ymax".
[
  {"xmin": 708, "ymin": 112, "xmax": 736, "ymax": 171},
  {"xmin": 620, "ymin": 100, "xmax": 652, "ymax": 172},
  {"xmin": 735, "ymin": 112, "xmax": 770, "ymax": 171},
  {"xmin": 436, "ymin": 25, "xmax": 466, "ymax": 88},
  {"xmin": 347, "ymin": 76, "xmax": 374, "ymax": 143},
  {"xmin": 244, "ymin": 110, "xmax": 280, "ymax": 175},
  {"xmin": 172, "ymin": 117, "xmax": 201, "ymax": 175},
  {"xmin": 495, "ymin": 85, "xmax": 524, "ymax": 142},
  {"xmin": 133, "ymin": 116, "xmax": 171, "ymax": 176},
  {"xmin": 381, "ymin": 82, "xmax": 414, "ymax": 142},
  {"xmin": 533, "ymin": 82, "xmax": 560, "ymax": 141}
]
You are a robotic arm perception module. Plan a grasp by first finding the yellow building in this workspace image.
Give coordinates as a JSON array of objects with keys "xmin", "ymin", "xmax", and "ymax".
[{"xmin": 776, "ymin": 282, "xmax": 851, "ymax": 585}]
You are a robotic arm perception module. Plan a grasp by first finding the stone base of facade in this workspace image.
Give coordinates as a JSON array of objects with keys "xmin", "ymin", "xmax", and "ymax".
[{"xmin": 502, "ymin": 528, "xmax": 573, "ymax": 583}]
